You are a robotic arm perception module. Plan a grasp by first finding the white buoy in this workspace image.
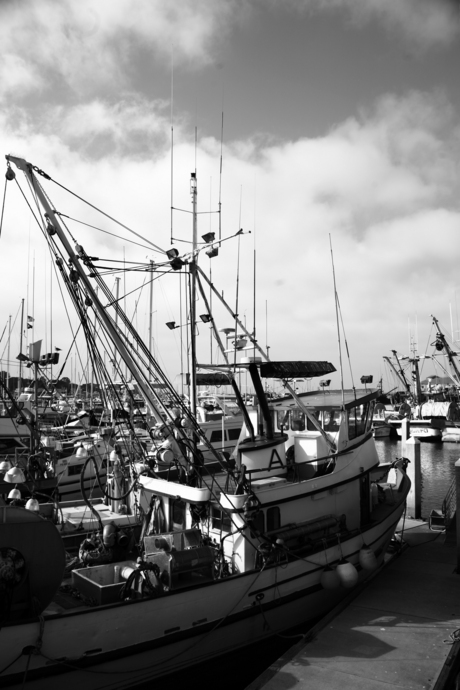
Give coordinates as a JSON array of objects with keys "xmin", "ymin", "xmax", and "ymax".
[
  {"xmin": 320, "ymin": 565, "xmax": 341, "ymax": 590},
  {"xmin": 359, "ymin": 544, "xmax": 378, "ymax": 571},
  {"xmin": 336, "ymin": 559, "xmax": 359, "ymax": 588}
]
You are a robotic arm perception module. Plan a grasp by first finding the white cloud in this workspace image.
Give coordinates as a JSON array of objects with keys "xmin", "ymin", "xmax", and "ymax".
[
  {"xmin": 1, "ymin": 78, "xmax": 460, "ymax": 385},
  {"xmin": 0, "ymin": 0, "xmax": 237, "ymax": 101}
]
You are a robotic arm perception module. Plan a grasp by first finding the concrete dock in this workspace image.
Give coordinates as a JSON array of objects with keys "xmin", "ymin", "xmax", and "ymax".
[{"xmin": 247, "ymin": 518, "xmax": 460, "ymax": 690}]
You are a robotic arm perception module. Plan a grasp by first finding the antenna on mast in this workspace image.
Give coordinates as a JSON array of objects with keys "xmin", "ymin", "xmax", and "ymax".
[
  {"xmin": 170, "ymin": 46, "xmax": 174, "ymax": 246},
  {"xmin": 218, "ymin": 105, "xmax": 224, "ymax": 246},
  {"xmin": 329, "ymin": 235, "xmax": 345, "ymax": 406}
]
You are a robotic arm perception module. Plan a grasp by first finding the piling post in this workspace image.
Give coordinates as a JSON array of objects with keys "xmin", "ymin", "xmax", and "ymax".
[
  {"xmin": 400, "ymin": 418, "xmax": 409, "ymax": 451},
  {"xmin": 404, "ymin": 437, "xmax": 421, "ymax": 519},
  {"xmin": 455, "ymin": 460, "xmax": 460, "ymax": 574}
]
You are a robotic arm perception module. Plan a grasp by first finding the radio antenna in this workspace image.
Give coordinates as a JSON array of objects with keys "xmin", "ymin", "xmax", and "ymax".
[
  {"xmin": 170, "ymin": 47, "xmax": 174, "ymax": 246},
  {"xmin": 329, "ymin": 235, "xmax": 345, "ymax": 406}
]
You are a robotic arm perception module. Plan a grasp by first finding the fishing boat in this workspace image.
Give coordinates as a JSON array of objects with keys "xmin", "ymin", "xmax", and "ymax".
[
  {"xmin": 384, "ymin": 349, "xmax": 445, "ymax": 440},
  {"xmin": 0, "ymin": 156, "xmax": 410, "ymax": 689}
]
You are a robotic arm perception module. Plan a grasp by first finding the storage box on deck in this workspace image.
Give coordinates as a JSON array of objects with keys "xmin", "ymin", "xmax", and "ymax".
[
  {"xmin": 144, "ymin": 528, "xmax": 215, "ymax": 589},
  {"xmin": 72, "ymin": 560, "xmax": 136, "ymax": 605}
]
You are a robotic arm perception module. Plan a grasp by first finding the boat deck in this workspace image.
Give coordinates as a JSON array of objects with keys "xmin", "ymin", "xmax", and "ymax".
[{"xmin": 247, "ymin": 518, "xmax": 460, "ymax": 690}]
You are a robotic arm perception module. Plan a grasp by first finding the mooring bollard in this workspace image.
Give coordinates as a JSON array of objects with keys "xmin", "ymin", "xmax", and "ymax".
[
  {"xmin": 455, "ymin": 459, "xmax": 460, "ymax": 574},
  {"xmin": 404, "ymin": 437, "xmax": 421, "ymax": 520}
]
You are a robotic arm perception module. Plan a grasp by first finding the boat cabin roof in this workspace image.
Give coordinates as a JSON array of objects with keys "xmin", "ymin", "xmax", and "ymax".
[{"xmin": 270, "ymin": 388, "xmax": 379, "ymax": 410}]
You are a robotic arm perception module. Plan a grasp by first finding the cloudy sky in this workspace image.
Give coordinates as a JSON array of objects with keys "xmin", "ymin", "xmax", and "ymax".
[{"xmin": 1, "ymin": 0, "xmax": 460, "ymax": 393}]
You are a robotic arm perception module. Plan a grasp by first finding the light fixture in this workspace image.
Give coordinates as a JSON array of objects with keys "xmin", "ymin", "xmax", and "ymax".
[
  {"xmin": 219, "ymin": 327, "xmax": 235, "ymax": 336},
  {"xmin": 0, "ymin": 459, "xmax": 13, "ymax": 474},
  {"xmin": 206, "ymin": 247, "xmax": 219, "ymax": 259},
  {"xmin": 166, "ymin": 321, "xmax": 192, "ymax": 330},
  {"xmin": 360, "ymin": 375, "xmax": 373, "ymax": 384},
  {"xmin": 8, "ymin": 487, "xmax": 22, "ymax": 500},
  {"xmin": 25, "ymin": 497, "xmax": 40, "ymax": 512},
  {"xmin": 166, "ymin": 248, "xmax": 184, "ymax": 271},
  {"xmin": 200, "ymin": 314, "xmax": 212, "ymax": 323},
  {"xmin": 233, "ymin": 337, "xmax": 248, "ymax": 350},
  {"xmin": 4, "ymin": 466, "xmax": 26, "ymax": 483},
  {"xmin": 319, "ymin": 380, "xmax": 331, "ymax": 388},
  {"xmin": 201, "ymin": 232, "xmax": 215, "ymax": 243}
]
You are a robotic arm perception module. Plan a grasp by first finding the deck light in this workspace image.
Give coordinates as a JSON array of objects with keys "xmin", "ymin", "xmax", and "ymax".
[
  {"xmin": 201, "ymin": 232, "xmax": 215, "ymax": 243},
  {"xmin": 26, "ymin": 497, "xmax": 40, "ymax": 512},
  {"xmin": 166, "ymin": 248, "xmax": 184, "ymax": 271},
  {"xmin": 206, "ymin": 247, "xmax": 219, "ymax": 258},
  {"xmin": 200, "ymin": 314, "xmax": 212, "ymax": 323},
  {"xmin": 319, "ymin": 380, "xmax": 331, "ymax": 388},
  {"xmin": 0, "ymin": 459, "xmax": 12, "ymax": 474},
  {"xmin": 166, "ymin": 321, "xmax": 192, "ymax": 330},
  {"xmin": 8, "ymin": 487, "xmax": 22, "ymax": 500},
  {"xmin": 4, "ymin": 466, "xmax": 26, "ymax": 483}
]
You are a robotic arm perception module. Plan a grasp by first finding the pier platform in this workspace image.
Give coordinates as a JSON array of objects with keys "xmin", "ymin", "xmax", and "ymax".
[{"xmin": 246, "ymin": 518, "xmax": 460, "ymax": 690}]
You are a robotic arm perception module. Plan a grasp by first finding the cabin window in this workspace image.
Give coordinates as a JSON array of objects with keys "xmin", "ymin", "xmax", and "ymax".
[
  {"xmin": 366, "ymin": 401, "xmax": 375, "ymax": 432},
  {"xmin": 228, "ymin": 427, "xmax": 241, "ymax": 441},
  {"xmin": 267, "ymin": 507, "xmax": 281, "ymax": 532},
  {"xmin": 277, "ymin": 410, "xmax": 290, "ymax": 431},
  {"xmin": 323, "ymin": 409, "xmax": 342, "ymax": 432},
  {"xmin": 67, "ymin": 464, "xmax": 83, "ymax": 476},
  {"xmin": 171, "ymin": 498, "xmax": 186, "ymax": 530},
  {"xmin": 210, "ymin": 430, "xmax": 223, "ymax": 443},
  {"xmin": 250, "ymin": 510, "xmax": 265, "ymax": 538},
  {"xmin": 291, "ymin": 409, "xmax": 306, "ymax": 431},
  {"xmin": 210, "ymin": 507, "xmax": 232, "ymax": 532},
  {"xmin": 306, "ymin": 410, "xmax": 320, "ymax": 431},
  {"xmin": 348, "ymin": 402, "xmax": 370, "ymax": 439}
]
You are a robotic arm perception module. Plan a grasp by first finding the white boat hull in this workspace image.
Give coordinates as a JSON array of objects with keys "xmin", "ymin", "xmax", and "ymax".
[{"xmin": 1, "ymin": 498, "xmax": 406, "ymax": 689}]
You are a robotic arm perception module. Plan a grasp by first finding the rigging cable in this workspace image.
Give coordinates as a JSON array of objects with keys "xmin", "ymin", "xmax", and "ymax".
[{"xmin": 49, "ymin": 176, "xmax": 165, "ymax": 254}]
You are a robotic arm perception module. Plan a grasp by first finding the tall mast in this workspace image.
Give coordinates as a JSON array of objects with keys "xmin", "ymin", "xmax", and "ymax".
[
  {"xmin": 189, "ymin": 171, "xmax": 198, "ymax": 419},
  {"xmin": 18, "ymin": 299, "xmax": 24, "ymax": 395},
  {"xmin": 7, "ymin": 314, "xmax": 11, "ymax": 394},
  {"xmin": 148, "ymin": 259, "xmax": 154, "ymax": 378},
  {"xmin": 113, "ymin": 276, "xmax": 120, "ymax": 380}
]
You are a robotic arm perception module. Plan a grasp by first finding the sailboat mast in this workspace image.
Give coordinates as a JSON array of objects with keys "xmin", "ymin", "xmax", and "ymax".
[
  {"xmin": 19, "ymin": 299, "xmax": 24, "ymax": 395},
  {"xmin": 189, "ymin": 171, "xmax": 198, "ymax": 419},
  {"xmin": 7, "ymin": 314, "xmax": 11, "ymax": 394},
  {"xmin": 148, "ymin": 259, "xmax": 154, "ymax": 375}
]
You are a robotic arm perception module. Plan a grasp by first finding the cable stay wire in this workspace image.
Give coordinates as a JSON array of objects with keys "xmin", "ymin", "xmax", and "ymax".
[{"xmin": 47, "ymin": 176, "xmax": 166, "ymax": 254}]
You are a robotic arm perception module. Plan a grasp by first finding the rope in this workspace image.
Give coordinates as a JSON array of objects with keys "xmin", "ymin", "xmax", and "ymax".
[{"xmin": 0, "ymin": 175, "xmax": 7, "ymax": 239}]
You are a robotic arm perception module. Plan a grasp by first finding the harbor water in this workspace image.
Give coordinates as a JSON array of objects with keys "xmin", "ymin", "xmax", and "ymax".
[{"xmin": 375, "ymin": 436, "xmax": 460, "ymax": 518}]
